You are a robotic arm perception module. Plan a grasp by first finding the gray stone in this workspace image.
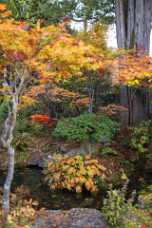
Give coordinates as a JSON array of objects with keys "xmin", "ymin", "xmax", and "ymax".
[
  {"xmin": 58, "ymin": 142, "xmax": 100, "ymax": 156},
  {"xmin": 28, "ymin": 153, "xmax": 53, "ymax": 168},
  {"xmin": 31, "ymin": 208, "xmax": 108, "ymax": 228}
]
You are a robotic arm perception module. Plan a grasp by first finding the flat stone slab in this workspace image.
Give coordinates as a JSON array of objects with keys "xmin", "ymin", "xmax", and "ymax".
[{"xmin": 31, "ymin": 208, "xmax": 108, "ymax": 228}]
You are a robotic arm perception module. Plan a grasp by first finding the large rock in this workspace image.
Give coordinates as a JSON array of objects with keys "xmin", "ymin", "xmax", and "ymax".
[
  {"xmin": 31, "ymin": 208, "xmax": 108, "ymax": 228},
  {"xmin": 27, "ymin": 142, "xmax": 101, "ymax": 168},
  {"xmin": 27, "ymin": 153, "xmax": 53, "ymax": 168},
  {"xmin": 58, "ymin": 142, "xmax": 101, "ymax": 156}
]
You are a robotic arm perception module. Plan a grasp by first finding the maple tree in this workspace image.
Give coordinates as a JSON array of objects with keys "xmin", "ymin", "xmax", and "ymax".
[
  {"xmin": 0, "ymin": 19, "xmax": 39, "ymax": 223},
  {"xmin": 30, "ymin": 114, "xmax": 50, "ymax": 123},
  {"xmin": 29, "ymin": 114, "xmax": 54, "ymax": 128},
  {"xmin": 112, "ymin": 51, "xmax": 152, "ymax": 124},
  {"xmin": 0, "ymin": 3, "xmax": 152, "ymax": 228},
  {"xmin": 116, "ymin": 52, "xmax": 152, "ymax": 88},
  {"xmin": 25, "ymin": 22, "xmax": 108, "ymax": 114},
  {"xmin": 0, "ymin": 18, "xmax": 107, "ymax": 223},
  {"xmin": 0, "ymin": 2, "xmax": 11, "ymax": 19}
]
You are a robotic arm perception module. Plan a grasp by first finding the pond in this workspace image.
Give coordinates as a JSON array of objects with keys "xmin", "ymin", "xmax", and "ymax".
[
  {"xmin": 0, "ymin": 163, "xmax": 151, "ymax": 210},
  {"xmin": 0, "ymin": 167, "xmax": 105, "ymax": 210}
]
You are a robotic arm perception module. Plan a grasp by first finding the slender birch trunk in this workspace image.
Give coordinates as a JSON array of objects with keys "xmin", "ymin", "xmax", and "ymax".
[
  {"xmin": 0, "ymin": 64, "xmax": 27, "ymax": 224},
  {"xmin": 1, "ymin": 95, "xmax": 18, "ymax": 223}
]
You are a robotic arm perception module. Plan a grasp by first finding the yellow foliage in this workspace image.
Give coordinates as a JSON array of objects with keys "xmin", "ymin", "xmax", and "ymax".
[
  {"xmin": 19, "ymin": 96, "xmax": 37, "ymax": 109},
  {"xmin": 0, "ymin": 19, "xmax": 107, "ymax": 111},
  {"xmin": 114, "ymin": 52, "xmax": 152, "ymax": 88},
  {"xmin": 0, "ymin": 3, "xmax": 6, "ymax": 11},
  {"xmin": 0, "ymin": 186, "xmax": 38, "ymax": 227},
  {"xmin": 44, "ymin": 154, "xmax": 107, "ymax": 193}
]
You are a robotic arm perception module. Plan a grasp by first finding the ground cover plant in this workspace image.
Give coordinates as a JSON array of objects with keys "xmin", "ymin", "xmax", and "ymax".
[{"xmin": 44, "ymin": 154, "xmax": 107, "ymax": 193}]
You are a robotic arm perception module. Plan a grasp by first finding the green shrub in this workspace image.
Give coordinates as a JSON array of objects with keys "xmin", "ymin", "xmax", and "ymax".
[
  {"xmin": 15, "ymin": 119, "xmax": 33, "ymax": 134},
  {"xmin": 130, "ymin": 121, "xmax": 151, "ymax": 153},
  {"xmin": 102, "ymin": 189, "xmax": 126, "ymax": 227},
  {"xmin": 12, "ymin": 119, "xmax": 45, "ymax": 164},
  {"xmin": 102, "ymin": 188, "xmax": 152, "ymax": 228},
  {"xmin": 15, "ymin": 119, "xmax": 44, "ymax": 135},
  {"xmin": 13, "ymin": 133, "xmax": 31, "ymax": 164},
  {"xmin": 53, "ymin": 113, "xmax": 119, "ymax": 142},
  {"xmin": 100, "ymin": 146, "xmax": 118, "ymax": 156}
]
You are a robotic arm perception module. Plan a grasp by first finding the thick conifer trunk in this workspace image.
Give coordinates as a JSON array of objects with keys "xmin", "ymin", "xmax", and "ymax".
[
  {"xmin": 115, "ymin": 0, "xmax": 126, "ymax": 48},
  {"xmin": 116, "ymin": 0, "xmax": 152, "ymax": 51},
  {"xmin": 115, "ymin": 0, "xmax": 152, "ymax": 125}
]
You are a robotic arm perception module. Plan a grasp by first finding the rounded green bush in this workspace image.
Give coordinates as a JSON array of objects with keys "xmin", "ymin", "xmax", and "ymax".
[{"xmin": 53, "ymin": 113, "xmax": 119, "ymax": 142}]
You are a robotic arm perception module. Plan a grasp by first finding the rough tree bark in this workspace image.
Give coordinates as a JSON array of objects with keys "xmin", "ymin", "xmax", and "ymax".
[
  {"xmin": 115, "ymin": 0, "xmax": 152, "ymax": 125},
  {"xmin": 115, "ymin": 0, "xmax": 152, "ymax": 51},
  {"xmin": 115, "ymin": 0, "xmax": 126, "ymax": 48}
]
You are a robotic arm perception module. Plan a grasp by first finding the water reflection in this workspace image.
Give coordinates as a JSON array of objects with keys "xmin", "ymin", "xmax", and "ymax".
[{"xmin": 0, "ymin": 168, "xmax": 104, "ymax": 210}]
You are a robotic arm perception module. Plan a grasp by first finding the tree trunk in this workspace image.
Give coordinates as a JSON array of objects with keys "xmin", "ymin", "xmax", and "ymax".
[
  {"xmin": 115, "ymin": 0, "xmax": 152, "ymax": 125},
  {"xmin": 88, "ymin": 89, "xmax": 94, "ymax": 113},
  {"xmin": 116, "ymin": 0, "xmax": 152, "ymax": 51},
  {"xmin": 127, "ymin": 0, "xmax": 135, "ymax": 49},
  {"xmin": 115, "ymin": 0, "xmax": 126, "ymax": 48},
  {"xmin": 143, "ymin": 0, "xmax": 152, "ymax": 52},
  {"xmin": 0, "ymin": 64, "xmax": 27, "ymax": 224},
  {"xmin": 83, "ymin": 19, "xmax": 88, "ymax": 32},
  {"xmin": 1, "ymin": 95, "xmax": 18, "ymax": 223},
  {"xmin": 2, "ymin": 148, "xmax": 15, "ymax": 222}
]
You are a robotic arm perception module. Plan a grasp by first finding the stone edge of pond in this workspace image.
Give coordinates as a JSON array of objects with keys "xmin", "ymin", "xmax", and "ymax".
[{"xmin": 31, "ymin": 208, "xmax": 108, "ymax": 228}]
